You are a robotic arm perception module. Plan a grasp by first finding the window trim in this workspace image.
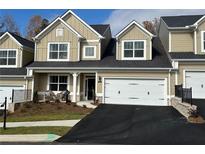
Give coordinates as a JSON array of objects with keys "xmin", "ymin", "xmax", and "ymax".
[
  {"xmin": 48, "ymin": 74, "xmax": 70, "ymax": 92},
  {"xmin": 47, "ymin": 42, "xmax": 70, "ymax": 61},
  {"xmin": 201, "ymin": 31, "xmax": 205, "ymax": 52},
  {"xmin": 83, "ymin": 45, "xmax": 97, "ymax": 58},
  {"xmin": 56, "ymin": 28, "xmax": 64, "ymax": 37},
  {"xmin": 0, "ymin": 49, "xmax": 18, "ymax": 68},
  {"xmin": 122, "ymin": 40, "xmax": 146, "ymax": 60}
]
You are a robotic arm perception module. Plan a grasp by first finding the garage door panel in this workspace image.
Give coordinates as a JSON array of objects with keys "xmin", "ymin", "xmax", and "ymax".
[
  {"xmin": 186, "ymin": 72, "xmax": 205, "ymax": 98},
  {"xmin": 104, "ymin": 78, "xmax": 166, "ymax": 106}
]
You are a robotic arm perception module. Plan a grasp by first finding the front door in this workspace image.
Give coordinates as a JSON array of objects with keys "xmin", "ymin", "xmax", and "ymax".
[{"xmin": 85, "ymin": 78, "xmax": 95, "ymax": 100}]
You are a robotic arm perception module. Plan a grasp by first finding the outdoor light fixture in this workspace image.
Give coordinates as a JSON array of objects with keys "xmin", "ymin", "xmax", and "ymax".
[{"xmin": 98, "ymin": 76, "xmax": 102, "ymax": 83}]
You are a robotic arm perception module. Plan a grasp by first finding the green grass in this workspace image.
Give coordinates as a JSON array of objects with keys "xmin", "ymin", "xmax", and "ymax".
[
  {"xmin": 0, "ymin": 126, "xmax": 71, "ymax": 136},
  {"xmin": 0, "ymin": 113, "xmax": 86, "ymax": 122}
]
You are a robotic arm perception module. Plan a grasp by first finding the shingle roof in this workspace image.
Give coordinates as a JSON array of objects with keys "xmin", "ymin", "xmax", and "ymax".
[
  {"xmin": 0, "ymin": 32, "xmax": 34, "ymax": 49},
  {"xmin": 0, "ymin": 67, "xmax": 27, "ymax": 75},
  {"xmin": 27, "ymin": 37, "xmax": 172, "ymax": 69},
  {"xmin": 90, "ymin": 24, "xmax": 110, "ymax": 36},
  {"xmin": 169, "ymin": 52, "xmax": 205, "ymax": 59},
  {"xmin": 161, "ymin": 15, "xmax": 204, "ymax": 27}
]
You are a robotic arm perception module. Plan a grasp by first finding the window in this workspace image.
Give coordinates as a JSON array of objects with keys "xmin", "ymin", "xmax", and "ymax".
[
  {"xmin": 123, "ymin": 40, "xmax": 145, "ymax": 59},
  {"xmin": 48, "ymin": 43, "xmax": 69, "ymax": 60},
  {"xmin": 83, "ymin": 46, "xmax": 96, "ymax": 58},
  {"xmin": 0, "ymin": 49, "xmax": 16, "ymax": 66},
  {"xmin": 49, "ymin": 75, "xmax": 68, "ymax": 91},
  {"xmin": 56, "ymin": 29, "xmax": 64, "ymax": 37}
]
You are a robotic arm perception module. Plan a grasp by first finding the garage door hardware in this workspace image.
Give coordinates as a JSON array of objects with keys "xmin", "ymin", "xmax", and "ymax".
[
  {"xmin": 128, "ymin": 83, "xmax": 139, "ymax": 85},
  {"xmin": 128, "ymin": 97, "xmax": 139, "ymax": 99}
]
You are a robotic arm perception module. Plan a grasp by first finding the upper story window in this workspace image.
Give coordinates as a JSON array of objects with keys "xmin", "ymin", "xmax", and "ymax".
[
  {"xmin": 0, "ymin": 49, "xmax": 17, "ymax": 67},
  {"xmin": 49, "ymin": 75, "xmax": 68, "ymax": 91},
  {"xmin": 56, "ymin": 29, "xmax": 64, "ymax": 37},
  {"xmin": 48, "ymin": 43, "xmax": 69, "ymax": 61},
  {"xmin": 83, "ymin": 46, "xmax": 96, "ymax": 58},
  {"xmin": 122, "ymin": 40, "xmax": 145, "ymax": 60}
]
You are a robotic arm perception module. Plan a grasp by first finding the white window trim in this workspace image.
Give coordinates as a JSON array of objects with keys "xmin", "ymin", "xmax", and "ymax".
[
  {"xmin": 56, "ymin": 28, "xmax": 64, "ymax": 37},
  {"xmin": 47, "ymin": 42, "xmax": 70, "ymax": 61},
  {"xmin": 83, "ymin": 45, "xmax": 97, "ymax": 59},
  {"xmin": 121, "ymin": 40, "xmax": 146, "ymax": 60},
  {"xmin": 0, "ymin": 49, "xmax": 18, "ymax": 68},
  {"xmin": 201, "ymin": 31, "xmax": 205, "ymax": 52},
  {"xmin": 47, "ymin": 74, "xmax": 70, "ymax": 93}
]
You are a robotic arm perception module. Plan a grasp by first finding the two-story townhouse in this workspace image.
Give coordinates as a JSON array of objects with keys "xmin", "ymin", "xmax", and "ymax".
[
  {"xmin": 0, "ymin": 32, "xmax": 34, "ymax": 106},
  {"xmin": 159, "ymin": 15, "xmax": 205, "ymax": 99},
  {"xmin": 27, "ymin": 10, "xmax": 173, "ymax": 106}
]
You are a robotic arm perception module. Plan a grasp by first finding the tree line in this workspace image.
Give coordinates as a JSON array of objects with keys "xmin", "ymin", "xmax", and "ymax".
[
  {"xmin": 0, "ymin": 15, "xmax": 49, "ymax": 40},
  {"xmin": 0, "ymin": 14, "xmax": 160, "ymax": 41}
]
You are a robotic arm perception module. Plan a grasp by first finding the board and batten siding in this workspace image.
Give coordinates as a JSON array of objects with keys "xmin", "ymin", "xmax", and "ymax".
[
  {"xmin": 0, "ymin": 36, "xmax": 22, "ymax": 67},
  {"xmin": 171, "ymin": 32, "xmax": 194, "ymax": 52},
  {"xmin": 63, "ymin": 14, "xmax": 99, "ymax": 40},
  {"xmin": 35, "ymin": 22, "xmax": 79, "ymax": 62},
  {"xmin": 117, "ymin": 25, "xmax": 152, "ymax": 60}
]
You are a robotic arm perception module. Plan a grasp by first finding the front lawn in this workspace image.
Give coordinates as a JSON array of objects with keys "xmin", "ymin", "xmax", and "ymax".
[
  {"xmin": 0, "ymin": 126, "xmax": 70, "ymax": 136},
  {"xmin": 0, "ymin": 102, "xmax": 93, "ymax": 122}
]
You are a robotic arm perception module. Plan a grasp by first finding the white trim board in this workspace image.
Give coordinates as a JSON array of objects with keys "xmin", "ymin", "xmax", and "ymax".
[{"xmin": 61, "ymin": 10, "xmax": 104, "ymax": 39}]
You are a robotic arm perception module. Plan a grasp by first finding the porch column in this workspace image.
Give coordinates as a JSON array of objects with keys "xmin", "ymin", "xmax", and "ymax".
[{"xmin": 72, "ymin": 73, "xmax": 78, "ymax": 102}]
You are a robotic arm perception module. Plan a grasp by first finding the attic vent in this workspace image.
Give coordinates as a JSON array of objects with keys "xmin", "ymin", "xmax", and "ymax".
[{"xmin": 56, "ymin": 28, "xmax": 64, "ymax": 37}]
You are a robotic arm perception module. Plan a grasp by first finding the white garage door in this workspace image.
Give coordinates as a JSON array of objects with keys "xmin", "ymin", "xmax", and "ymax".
[
  {"xmin": 0, "ymin": 85, "xmax": 24, "ymax": 108},
  {"xmin": 104, "ymin": 78, "xmax": 167, "ymax": 106},
  {"xmin": 185, "ymin": 71, "xmax": 205, "ymax": 98}
]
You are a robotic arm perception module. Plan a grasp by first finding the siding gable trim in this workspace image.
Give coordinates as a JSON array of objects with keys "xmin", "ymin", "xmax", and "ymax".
[
  {"xmin": 116, "ymin": 20, "xmax": 154, "ymax": 39},
  {"xmin": 35, "ymin": 17, "xmax": 83, "ymax": 40},
  {"xmin": 0, "ymin": 32, "xmax": 23, "ymax": 47},
  {"xmin": 61, "ymin": 10, "xmax": 104, "ymax": 39}
]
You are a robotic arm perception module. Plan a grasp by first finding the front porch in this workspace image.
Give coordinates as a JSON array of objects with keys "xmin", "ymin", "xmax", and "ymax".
[{"xmin": 33, "ymin": 72, "xmax": 98, "ymax": 103}]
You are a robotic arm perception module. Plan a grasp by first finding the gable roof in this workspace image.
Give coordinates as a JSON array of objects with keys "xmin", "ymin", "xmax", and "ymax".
[
  {"xmin": 115, "ymin": 20, "xmax": 154, "ymax": 38},
  {"xmin": 61, "ymin": 10, "xmax": 104, "ymax": 39},
  {"xmin": 0, "ymin": 32, "xmax": 34, "ymax": 49},
  {"xmin": 34, "ymin": 17, "xmax": 83, "ymax": 39},
  {"xmin": 161, "ymin": 15, "xmax": 204, "ymax": 28},
  {"xmin": 90, "ymin": 24, "xmax": 110, "ymax": 37}
]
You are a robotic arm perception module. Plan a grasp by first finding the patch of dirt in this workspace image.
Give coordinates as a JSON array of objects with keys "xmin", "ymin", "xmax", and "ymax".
[
  {"xmin": 8, "ymin": 102, "xmax": 93, "ymax": 117},
  {"xmin": 188, "ymin": 115, "xmax": 205, "ymax": 124}
]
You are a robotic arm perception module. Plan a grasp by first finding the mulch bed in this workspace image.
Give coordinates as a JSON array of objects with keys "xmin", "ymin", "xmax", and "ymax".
[{"xmin": 8, "ymin": 102, "xmax": 93, "ymax": 117}]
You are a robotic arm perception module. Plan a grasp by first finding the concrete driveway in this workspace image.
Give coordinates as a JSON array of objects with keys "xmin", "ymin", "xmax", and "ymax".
[{"xmin": 56, "ymin": 104, "xmax": 205, "ymax": 145}]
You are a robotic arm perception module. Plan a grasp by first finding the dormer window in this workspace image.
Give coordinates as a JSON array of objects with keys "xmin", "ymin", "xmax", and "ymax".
[
  {"xmin": 0, "ymin": 49, "xmax": 17, "ymax": 67},
  {"xmin": 83, "ymin": 46, "xmax": 96, "ymax": 58},
  {"xmin": 122, "ymin": 40, "xmax": 145, "ymax": 60},
  {"xmin": 56, "ymin": 29, "xmax": 64, "ymax": 37}
]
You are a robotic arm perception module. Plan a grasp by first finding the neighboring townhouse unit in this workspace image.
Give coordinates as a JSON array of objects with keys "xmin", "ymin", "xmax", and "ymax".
[
  {"xmin": 27, "ymin": 10, "xmax": 173, "ymax": 106},
  {"xmin": 0, "ymin": 32, "xmax": 34, "ymax": 107},
  {"xmin": 159, "ymin": 15, "xmax": 205, "ymax": 99}
]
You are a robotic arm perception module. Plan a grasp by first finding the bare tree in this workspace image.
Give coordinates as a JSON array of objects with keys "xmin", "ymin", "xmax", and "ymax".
[
  {"xmin": 0, "ymin": 15, "xmax": 20, "ymax": 35},
  {"xmin": 26, "ymin": 15, "xmax": 49, "ymax": 40},
  {"xmin": 142, "ymin": 18, "xmax": 160, "ymax": 35}
]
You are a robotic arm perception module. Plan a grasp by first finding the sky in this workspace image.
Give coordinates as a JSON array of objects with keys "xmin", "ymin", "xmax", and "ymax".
[{"xmin": 0, "ymin": 9, "xmax": 205, "ymax": 36}]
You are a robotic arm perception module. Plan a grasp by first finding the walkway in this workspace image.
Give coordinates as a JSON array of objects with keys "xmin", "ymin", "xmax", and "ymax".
[{"xmin": 0, "ymin": 119, "xmax": 80, "ymax": 128}]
